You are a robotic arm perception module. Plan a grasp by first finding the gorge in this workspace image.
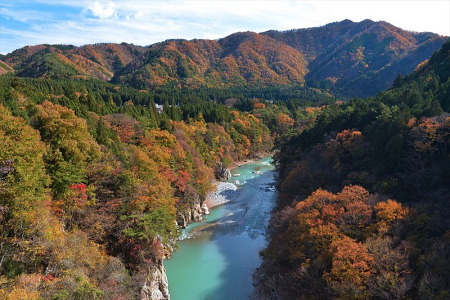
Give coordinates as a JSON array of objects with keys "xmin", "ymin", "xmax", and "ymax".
[
  {"xmin": 0, "ymin": 18, "xmax": 449, "ymax": 299},
  {"xmin": 165, "ymin": 157, "xmax": 276, "ymax": 300}
]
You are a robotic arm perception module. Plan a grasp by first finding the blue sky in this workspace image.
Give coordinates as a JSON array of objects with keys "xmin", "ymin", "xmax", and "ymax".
[{"xmin": 1, "ymin": 0, "xmax": 449, "ymax": 54}]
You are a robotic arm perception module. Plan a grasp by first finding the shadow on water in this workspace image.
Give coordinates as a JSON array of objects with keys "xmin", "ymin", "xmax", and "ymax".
[
  {"xmin": 165, "ymin": 158, "xmax": 277, "ymax": 300},
  {"xmin": 200, "ymin": 171, "xmax": 277, "ymax": 300}
]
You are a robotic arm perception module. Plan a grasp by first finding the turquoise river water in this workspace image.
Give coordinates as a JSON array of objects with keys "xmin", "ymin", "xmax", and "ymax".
[{"xmin": 164, "ymin": 157, "xmax": 277, "ymax": 300}]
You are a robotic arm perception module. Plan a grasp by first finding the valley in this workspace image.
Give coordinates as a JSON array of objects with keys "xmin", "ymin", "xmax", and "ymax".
[{"xmin": 0, "ymin": 18, "xmax": 449, "ymax": 300}]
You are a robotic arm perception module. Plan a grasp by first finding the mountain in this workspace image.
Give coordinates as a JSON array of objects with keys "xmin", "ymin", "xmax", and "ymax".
[
  {"xmin": 263, "ymin": 19, "xmax": 448, "ymax": 97},
  {"xmin": 0, "ymin": 60, "xmax": 13, "ymax": 75},
  {"xmin": 112, "ymin": 32, "xmax": 308, "ymax": 89},
  {"xmin": 1, "ymin": 20, "xmax": 447, "ymax": 97},
  {"xmin": 0, "ymin": 43, "xmax": 147, "ymax": 80},
  {"xmin": 411, "ymin": 38, "xmax": 450, "ymax": 84}
]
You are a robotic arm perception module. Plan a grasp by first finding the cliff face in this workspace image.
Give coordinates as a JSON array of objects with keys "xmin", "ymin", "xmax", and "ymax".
[
  {"xmin": 141, "ymin": 261, "xmax": 170, "ymax": 300},
  {"xmin": 150, "ymin": 181, "xmax": 217, "ymax": 298},
  {"xmin": 176, "ymin": 198, "xmax": 209, "ymax": 228},
  {"xmin": 175, "ymin": 186, "xmax": 210, "ymax": 228}
]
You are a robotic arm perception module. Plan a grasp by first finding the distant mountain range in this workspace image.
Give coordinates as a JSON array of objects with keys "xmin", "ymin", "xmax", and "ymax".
[{"xmin": 1, "ymin": 19, "xmax": 447, "ymax": 97}]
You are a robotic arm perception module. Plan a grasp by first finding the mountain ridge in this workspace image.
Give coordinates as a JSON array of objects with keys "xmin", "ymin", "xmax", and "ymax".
[
  {"xmin": 1, "ymin": 19, "xmax": 447, "ymax": 97},
  {"xmin": 263, "ymin": 19, "xmax": 448, "ymax": 96}
]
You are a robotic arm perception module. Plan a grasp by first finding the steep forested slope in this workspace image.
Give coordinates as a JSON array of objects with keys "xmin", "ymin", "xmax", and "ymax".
[
  {"xmin": 255, "ymin": 40, "xmax": 450, "ymax": 300},
  {"xmin": 0, "ymin": 20, "xmax": 448, "ymax": 299},
  {"xmin": 111, "ymin": 32, "xmax": 308, "ymax": 89},
  {"xmin": 0, "ymin": 74, "xmax": 273, "ymax": 298},
  {"xmin": 264, "ymin": 19, "xmax": 448, "ymax": 97},
  {"xmin": 1, "ymin": 43, "xmax": 147, "ymax": 80}
]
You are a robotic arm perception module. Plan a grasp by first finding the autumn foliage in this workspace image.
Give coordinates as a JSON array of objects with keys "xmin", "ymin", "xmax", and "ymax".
[
  {"xmin": 257, "ymin": 40, "xmax": 450, "ymax": 299},
  {"xmin": 0, "ymin": 74, "xmax": 273, "ymax": 297},
  {"xmin": 263, "ymin": 186, "xmax": 414, "ymax": 299}
]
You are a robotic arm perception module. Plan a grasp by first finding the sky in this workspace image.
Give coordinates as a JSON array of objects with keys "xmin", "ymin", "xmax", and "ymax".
[{"xmin": 0, "ymin": 0, "xmax": 449, "ymax": 54}]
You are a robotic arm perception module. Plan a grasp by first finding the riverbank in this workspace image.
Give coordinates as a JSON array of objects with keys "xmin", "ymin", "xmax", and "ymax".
[
  {"xmin": 229, "ymin": 151, "xmax": 273, "ymax": 171},
  {"xmin": 204, "ymin": 157, "xmax": 262, "ymax": 208},
  {"xmin": 165, "ymin": 158, "xmax": 277, "ymax": 300},
  {"xmin": 205, "ymin": 154, "xmax": 274, "ymax": 208},
  {"xmin": 204, "ymin": 181, "xmax": 238, "ymax": 208}
]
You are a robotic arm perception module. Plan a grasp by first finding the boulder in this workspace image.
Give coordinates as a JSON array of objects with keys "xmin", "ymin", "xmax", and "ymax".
[{"xmin": 214, "ymin": 162, "xmax": 231, "ymax": 180}]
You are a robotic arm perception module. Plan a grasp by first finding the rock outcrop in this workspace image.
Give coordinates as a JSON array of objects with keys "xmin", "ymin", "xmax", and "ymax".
[
  {"xmin": 154, "ymin": 166, "xmax": 234, "ymax": 299},
  {"xmin": 176, "ymin": 204, "xmax": 203, "ymax": 228},
  {"xmin": 175, "ymin": 187, "xmax": 205, "ymax": 228},
  {"xmin": 141, "ymin": 261, "xmax": 170, "ymax": 300},
  {"xmin": 214, "ymin": 162, "xmax": 232, "ymax": 180}
]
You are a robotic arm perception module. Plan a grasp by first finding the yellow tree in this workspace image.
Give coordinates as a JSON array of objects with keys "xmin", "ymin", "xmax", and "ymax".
[
  {"xmin": 31, "ymin": 101, "xmax": 101, "ymax": 198},
  {"xmin": 0, "ymin": 104, "xmax": 50, "ymax": 276}
]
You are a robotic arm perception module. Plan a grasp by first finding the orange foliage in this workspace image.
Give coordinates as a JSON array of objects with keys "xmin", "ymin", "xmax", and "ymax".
[
  {"xmin": 411, "ymin": 117, "xmax": 450, "ymax": 155},
  {"xmin": 324, "ymin": 235, "xmax": 375, "ymax": 295},
  {"xmin": 278, "ymin": 185, "xmax": 410, "ymax": 294},
  {"xmin": 34, "ymin": 101, "xmax": 101, "ymax": 162},
  {"xmin": 104, "ymin": 113, "xmax": 144, "ymax": 144},
  {"xmin": 253, "ymin": 102, "xmax": 266, "ymax": 109},
  {"xmin": 338, "ymin": 185, "xmax": 369, "ymax": 204},
  {"xmin": 295, "ymin": 186, "xmax": 371, "ymax": 235},
  {"xmin": 276, "ymin": 113, "xmax": 294, "ymax": 126},
  {"xmin": 374, "ymin": 199, "xmax": 409, "ymax": 234},
  {"xmin": 2, "ymin": 274, "xmax": 42, "ymax": 300},
  {"xmin": 276, "ymin": 113, "xmax": 294, "ymax": 133}
]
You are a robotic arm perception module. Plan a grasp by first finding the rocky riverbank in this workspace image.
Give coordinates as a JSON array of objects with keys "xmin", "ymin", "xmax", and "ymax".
[
  {"xmin": 204, "ymin": 181, "xmax": 238, "ymax": 208},
  {"xmin": 175, "ymin": 193, "xmax": 210, "ymax": 229},
  {"xmin": 144, "ymin": 173, "xmax": 236, "ymax": 299},
  {"xmin": 164, "ymin": 157, "xmax": 276, "ymax": 300},
  {"xmin": 151, "ymin": 157, "xmax": 268, "ymax": 300}
]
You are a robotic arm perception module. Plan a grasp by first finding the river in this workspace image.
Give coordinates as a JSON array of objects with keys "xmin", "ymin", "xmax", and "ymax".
[{"xmin": 164, "ymin": 157, "xmax": 276, "ymax": 300}]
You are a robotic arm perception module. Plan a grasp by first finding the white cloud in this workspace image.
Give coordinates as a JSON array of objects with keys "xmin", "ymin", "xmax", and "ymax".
[
  {"xmin": 133, "ymin": 11, "xmax": 144, "ymax": 20},
  {"xmin": 88, "ymin": 1, "xmax": 117, "ymax": 19},
  {"xmin": 0, "ymin": 6, "xmax": 54, "ymax": 22}
]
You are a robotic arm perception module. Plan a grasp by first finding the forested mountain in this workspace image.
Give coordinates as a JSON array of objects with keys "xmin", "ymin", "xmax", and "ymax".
[
  {"xmin": 264, "ymin": 19, "xmax": 447, "ymax": 96},
  {"xmin": 1, "ymin": 20, "xmax": 446, "ymax": 97},
  {"xmin": 254, "ymin": 39, "xmax": 450, "ymax": 299},
  {"xmin": 0, "ymin": 60, "xmax": 13, "ymax": 75},
  {"xmin": 112, "ymin": 32, "xmax": 308, "ymax": 89},
  {"xmin": 1, "ymin": 43, "xmax": 147, "ymax": 80}
]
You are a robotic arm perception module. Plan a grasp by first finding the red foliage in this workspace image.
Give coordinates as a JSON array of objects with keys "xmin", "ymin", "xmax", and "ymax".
[
  {"xmin": 104, "ymin": 114, "xmax": 144, "ymax": 144},
  {"xmin": 68, "ymin": 183, "xmax": 88, "ymax": 205},
  {"xmin": 42, "ymin": 274, "xmax": 56, "ymax": 282}
]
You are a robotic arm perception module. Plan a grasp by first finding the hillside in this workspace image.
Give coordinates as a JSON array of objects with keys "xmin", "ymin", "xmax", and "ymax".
[
  {"xmin": 1, "ymin": 43, "xmax": 147, "ymax": 80},
  {"xmin": 0, "ymin": 20, "xmax": 449, "ymax": 300},
  {"xmin": 0, "ymin": 72, "xmax": 275, "ymax": 298},
  {"xmin": 112, "ymin": 32, "xmax": 308, "ymax": 89},
  {"xmin": 0, "ymin": 19, "xmax": 447, "ymax": 97},
  {"xmin": 264, "ymin": 19, "xmax": 448, "ymax": 97},
  {"xmin": 254, "ymin": 39, "xmax": 450, "ymax": 300}
]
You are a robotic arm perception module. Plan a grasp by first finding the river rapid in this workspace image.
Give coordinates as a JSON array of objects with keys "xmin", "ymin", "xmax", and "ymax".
[{"xmin": 164, "ymin": 157, "xmax": 277, "ymax": 300}]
